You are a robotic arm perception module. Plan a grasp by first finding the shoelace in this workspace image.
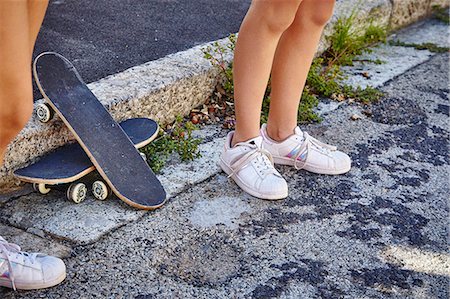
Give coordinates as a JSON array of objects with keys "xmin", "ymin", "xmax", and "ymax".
[
  {"xmin": 228, "ymin": 142, "xmax": 276, "ymax": 179},
  {"xmin": 293, "ymin": 132, "xmax": 337, "ymax": 170},
  {"xmin": 0, "ymin": 237, "xmax": 38, "ymax": 291}
]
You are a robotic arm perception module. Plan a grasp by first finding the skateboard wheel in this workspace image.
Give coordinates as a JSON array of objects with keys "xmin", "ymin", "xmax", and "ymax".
[
  {"xmin": 140, "ymin": 152, "xmax": 147, "ymax": 161},
  {"xmin": 33, "ymin": 183, "xmax": 51, "ymax": 194},
  {"xmin": 36, "ymin": 103, "xmax": 54, "ymax": 123},
  {"xmin": 67, "ymin": 183, "xmax": 87, "ymax": 204},
  {"xmin": 92, "ymin": 180, "xmax": 109, "ymax": 201}
]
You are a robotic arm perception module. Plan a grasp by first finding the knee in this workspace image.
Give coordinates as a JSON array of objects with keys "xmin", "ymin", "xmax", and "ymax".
[
  {"xmin": 0, "ymin": 92, "xmax": 33, "ymax": 139},
  {"xmin": 1, "ymin": 103, "xmax": 33, "ymax": 137},
  {"xmin": 0, "ymin": 64, "xmax": 34, "ymax": 143},
  {"xmin": 306, "ymin": 0, "xmax": 336, "ymax": 26},
  {"xmin": 253, "ymin": 0, "xmax": 303, "ymax": 33},
  {"xmin": 14, "ymin": 103, "xmax": 33, "ymax": 129}
]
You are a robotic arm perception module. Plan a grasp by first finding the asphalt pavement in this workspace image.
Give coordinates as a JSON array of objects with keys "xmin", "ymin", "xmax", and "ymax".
[{"xmin": 33, "ymin": 0, "xmax": 250, "ymax": 98}]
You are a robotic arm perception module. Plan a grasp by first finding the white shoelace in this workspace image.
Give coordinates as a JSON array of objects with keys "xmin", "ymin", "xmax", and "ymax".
[
  {"xmin": 293, "ymin": 132, "xmax": 337, "ymax": 170},
  {"xmin": 228, "ymin": 142, "xmax": 276, "ymax": 179},
  {"xmin": 0, "ymin": 237, "xmax": 38, "ymax": 291}
]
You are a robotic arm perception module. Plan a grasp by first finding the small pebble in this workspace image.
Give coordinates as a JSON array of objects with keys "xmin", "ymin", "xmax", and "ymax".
[
  {"xmin": 362, "ymin": 110, "xmax": 373, "ymax": 117},
  {"xmin": 351, "ymin": 114, "xmax": 362, "ymax": 121}
]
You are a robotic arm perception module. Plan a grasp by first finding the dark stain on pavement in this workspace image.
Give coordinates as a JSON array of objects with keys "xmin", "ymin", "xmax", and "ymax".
[
  {"xmin": 435, "ymin": 103, "xmax": 449, "ymax": 116},
  {"xmin": 371, "ymin": 97, "xmax": 427, "ymax": 125},
  {"xmin": 351, "ymin": 265, "xmax": 423, "ymax": 291},
  {"xmin": 251, "ymin": 260, "xmax": 345, "ymax": 299},
  {"xmin": 338, "ymin": 196, "xmax": 431, "ymax": 246}
]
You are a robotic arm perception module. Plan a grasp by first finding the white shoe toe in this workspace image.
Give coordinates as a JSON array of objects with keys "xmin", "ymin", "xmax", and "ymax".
[
  {"xmin": 41, "ymin": 256, "xmax": 66, "ymax": 283},
  {"xmin": 332, "ymin": 151, "xmax": 351, "ymax": 173},
  {"xmin": 259, "ymin": 175, "xmax": 288, "ymax": 197}
]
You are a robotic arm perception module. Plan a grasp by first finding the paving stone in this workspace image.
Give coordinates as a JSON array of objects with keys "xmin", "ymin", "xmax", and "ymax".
[
  {"xmin": 391, "ymin": 19, "xmax": 450, "ymax": 48},
  {"xmin": 0, "ymin": 185, "xmax": 33, "ymax": 205},
  {"xmin": 342, "ymin": 16, "xmax": 449, "ymax": 91},
  {"xmin": 157, "ymin": 136, "xmax": 224, "ymax": 199},
  {"xmin": 0, "ymin": 191, "xmax": 143, "ymax": 245},
  {"xmin": 189, "ymin": 195, "xmax": 252, "ymax": 229},
  {"xmin": 0, "ymin": 137, "xmax": 224, "ymax": 245},
  {"xmin": 342, "ymin": 44, "xmax": 433, "ymax": 89},
  {"xmin": 380, "ymin": 245, "xmax": 450, "ymax": 277}
]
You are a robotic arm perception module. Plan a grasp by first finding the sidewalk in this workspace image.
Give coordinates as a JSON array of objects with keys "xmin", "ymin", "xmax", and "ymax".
[{"xmin": 1, "ymin": 18, "xmax": 449, "ymax": 298}]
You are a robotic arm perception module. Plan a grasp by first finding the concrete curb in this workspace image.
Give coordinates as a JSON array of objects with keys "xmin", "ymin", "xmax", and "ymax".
[{"xmin": 0, "ymin": 0, "xmax": 447, "ymax": 189}]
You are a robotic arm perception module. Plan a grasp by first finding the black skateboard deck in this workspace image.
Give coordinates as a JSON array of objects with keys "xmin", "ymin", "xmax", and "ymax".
[
  {"xmin": 33, "ymin": 52, "xmax": 166, "ymax": 210},
  {"xmin": 14, "ymin": 118, "xmax": 157, "ymax": 184}
]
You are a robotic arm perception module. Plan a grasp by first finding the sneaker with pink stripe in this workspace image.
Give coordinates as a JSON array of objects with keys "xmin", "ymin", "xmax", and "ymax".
[{"xmin": 261, "ymin": 124, "xmax": 351, "ymax": 175}]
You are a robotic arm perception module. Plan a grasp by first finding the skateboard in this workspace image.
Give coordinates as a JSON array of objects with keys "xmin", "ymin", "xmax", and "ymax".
[
  {"xmin": 33, "ymin": 52, "xmax": 166, "ymax": 210},
  {"xmin": 14, "ymin": 118, "xmax": 158, "ymax": 203}
]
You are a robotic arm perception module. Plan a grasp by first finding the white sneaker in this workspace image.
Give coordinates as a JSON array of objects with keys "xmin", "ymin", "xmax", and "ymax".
[
  {"xmin": 219, "ymin": 132, "xmax": 288, "ymax": 200},
  {"xmin": 0, "ymin": 236, "xmax": 66, "ymax": 290},
  {"xmin": 261, "ymin": 124, "xmax": 351, "ymax": 175}
]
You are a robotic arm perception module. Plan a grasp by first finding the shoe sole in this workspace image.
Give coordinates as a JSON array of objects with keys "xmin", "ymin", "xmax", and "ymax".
[
  {"xmin": 0, "ymin": 271, "xmax": 66, "ymax": 290},
  {"xmin": 219, "ymin": 158, "xmax": 288, "ymax": 201},
  {"xmin": 273, "ymin": 156, "xmax": 351, "ymax": 175}
]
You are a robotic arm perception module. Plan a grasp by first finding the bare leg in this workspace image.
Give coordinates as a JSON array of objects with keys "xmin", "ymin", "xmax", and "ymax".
[
  {"xmin": 0, "ymin": 3, "xmax": 66, "ymax": 292},
  {"xmin": 0, "ymin": 0, "xmax": 48, "ymax": 165},
  {"xmin": 27, "ymin": 0, "xmax": 49, "ymax": 54},
  {"xmin": 266, "ymin": 0, "xmax": 336, "ymax": 141},
  {"xmin": 232, "ymin": 0, "xmax": 303, "ymax": 145}
]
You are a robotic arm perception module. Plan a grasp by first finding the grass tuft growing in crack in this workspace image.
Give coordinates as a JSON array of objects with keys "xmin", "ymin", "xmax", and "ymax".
[
  {"xmin": 432, "ymin": 5, "xmax": 450, "ymax": 24},
  {"xmin": 323, "ymin": 13, "xmax": 387, "ymax": 68},
  {"xmin": 389, "ymin": 40, "xmax": 450, "ymax": 53},
  {"xmin": 140, "ymin": 116, "xmax": 202, "ymax": 173}
]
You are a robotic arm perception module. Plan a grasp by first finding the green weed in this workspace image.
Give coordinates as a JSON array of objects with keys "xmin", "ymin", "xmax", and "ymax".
[
  {"xmin": 389, "ymin": 40, "xmax": 449, "ymax": 53},
  {"xmin": 203, "ymin": 35, "xmax": 236, "ymax": 96},
  {"xmin": 432, "ymin": 5, "xmax": 450, "ymax": 24},
  {"xmin": 298, "ymin": 89, "xmax": 321, "ymax": 123},
  {"xmin": 342, "ymin": 85, "xmax": 384, "ymax": 104},
  {"xmin": 202, "ymin": 7, "xmax": 388, "ymax": 128},
  {"xmin": 323, "ymin": 11, "xmax": 387, "ymax": 68},
  {"xmin": 141, "ymin": 116, "xmax": 202, "ymax": 173}
]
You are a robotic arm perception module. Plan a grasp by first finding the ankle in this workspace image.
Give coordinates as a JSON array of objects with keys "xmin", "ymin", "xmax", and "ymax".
[
  {"xmin": 265, "ymin": 125, "xmax": 295, "ymax": 142},
  {"xmin": 231, "ymin": 131, "xmax": 260, "ymax": 147}
]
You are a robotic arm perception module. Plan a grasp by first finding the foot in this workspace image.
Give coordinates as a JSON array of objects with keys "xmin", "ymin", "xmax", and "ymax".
[
  {"xmin": 0, "ymin": 236, "xmax": 66, "ymax": 290},
  {"xmin": 261, "ymin": 124, "xmax": 351, "ymax": 175},
  {"xmin": 219, "ymin": 132, "xmax": 288, "ymax": 200}
]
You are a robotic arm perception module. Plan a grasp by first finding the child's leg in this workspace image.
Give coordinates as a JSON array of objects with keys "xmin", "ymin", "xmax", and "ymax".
[
  {"xmin": 260, "ymin": 0, "xmax": 351, "ymax": 175},
  {"xmin": 0, "ymin": 0, "xmax": 48, "ymax": 165},
  {"xmin": 27, "ymin": 0, "xmax": 49, "ymax": 54},
  {"xmin": 0, "ymin": 1, "xmax": 66, "ymax": 291},
  {"xmin": 266, "ymin": 0, "xmax": 335, "ymax": 141},
  {"xmin": 232, "ymin": 0, "xmax": 303, "ymax": 145}
]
